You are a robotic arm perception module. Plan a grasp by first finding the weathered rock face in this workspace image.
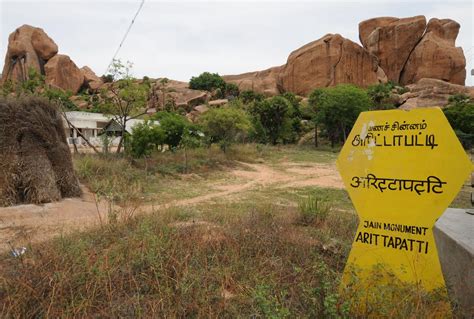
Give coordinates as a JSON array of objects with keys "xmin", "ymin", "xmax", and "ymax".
[
  {"xmin": 1, "ymin": 25, "xmax": 58, "ymax": 83},
  {"xmin": 80, "ymin": 66, "xmax": 103, "ymax": 91},
  {"xmin": 400, "ymin": 18, "xmax": 466, "ymax": 85},
  {"xmin": 399, "ymin": 78, "xmax": 474, "ymax": 109},
  {"xmin": 149, "ymin": 79, "xmax": 209, "ymax": 111},
  {"xmin": 359, "ymin": 16, "xmax": 426, "ymax": 83},
  {"xmin": 44, "ymin": 54, "xmax": 84, "ymax": 94},
  {"xmin": 223, "ymin": 66, "xmax": 283, "ymax": 96},
  {"xmin": 280, "ymin": 34, "xmax": 384, "ymax": 95}
]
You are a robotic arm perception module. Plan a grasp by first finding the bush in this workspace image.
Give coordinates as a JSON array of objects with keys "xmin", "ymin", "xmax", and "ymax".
[
  {"xmin": 189, "ymin": 72, "xmax": 226, "ymax": 92},
  {"xmin": 250, "ymin": 96, "xmax": 291, "ymax": 145},
  {"xmin": 224, "ymin": 83, "xmax": 240, "ymax": 98},
  {"xmin": 151, "ymin": 111, "xmax": 189, "ymax": 149},
  {"xmin": 240, "ymin": 90, "xmax": 265, "ymax": 104},
  {"xmin": 199, "ymin": 107, "xmax": 251, "ymax": 151},
  {"xmin": 297, "ymin": 194, "xmax": 331, "ymax": 226},
  {"xmin": 443, "ymin": 94, "xmax": 474, "ymax": 149},
  {"xmin": 312, "ymin": 84, "xmax": 371, "ymax": 147},
  {"xmin": 128, "ymin": 121, "xmax": 165, "ymax": 158}
]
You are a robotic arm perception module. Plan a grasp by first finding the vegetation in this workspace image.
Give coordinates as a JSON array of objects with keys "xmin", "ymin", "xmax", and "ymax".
[
  {"xmin": 199, "ymin": 107, "xmax": 251, "ymax": 151},
  {"xmin": 128, "ymin": 120, "xmax": 165, "ymax": 158},
  {"xmin": 101, "ymin": 59, "xmax": 150, "ymax": 153},
  {"xmin": 151, "ymin": 111, "xmax": 190, "ymax": 149},
  {"xmin": 310, "ymin": 84, "xmax": 371, "ymax": 147},
  {"xmin": 250, "ymin": 96, "xmax": 292, "ymax": 145},
  {"xmin": 189, "ymin": 72, "xmax": 239, "ymax": 98},
  {"xmin": 443, "ymin": 94, "xmax": 474, "ymax": 149},
  {"xmin": 189, "ymin": 72, "xmax": 226, "ymax": 92}
]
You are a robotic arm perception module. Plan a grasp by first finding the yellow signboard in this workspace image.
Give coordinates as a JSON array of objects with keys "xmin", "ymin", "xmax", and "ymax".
[{"xmin": 337, "ymin": 107, "xmax": 472, "ymax": 290}]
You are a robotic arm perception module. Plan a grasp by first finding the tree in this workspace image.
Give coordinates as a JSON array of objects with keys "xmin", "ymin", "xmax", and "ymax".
[
  {"xmin": 307, "ymin": 88, "xmax": 325, "ymax": 147},
  {"xmin": 250, "ymin": 96, "xmax": 291, "ymax": 145},
  {"xmin": 443, "ymin": 94, "xmax": 474, "ymax": 149},
  {"xmin": 189, "ymin": 72, "xmax": 226, "ymax": 92},
  {"xmin": 240, "ymin": 90, "xmax": 264, "ymax": 104},
  {"xmin": 367, "ymin": 82, "xmax": 396, "ymax": 110},
  {"xmin": 199, "ymin": 107, "xmax": 251, "ymax": 152},
  {"xmin": 151, "ymin": 111, "xmax": 189, "ymax": 149},
  {"xmin": 281, "ymin": 92, "xmax": 303, "ymax": 143},
  {"xmin": 313, "ymin": 84, "xmax": 371, "ymax": 147},
  {"xmin": 180, "ymin": 126, "xmax": 204, "ymax": 173},
  {"xmin": 128, "ymin": 120, "xmax": 165, "ymax": 158},
  {"xmin": 224, "ymin": 83, "xmax": 240, "ymax": 98},
  {"xmin": 101, "ymin": 59, "xmax": 149, "ymax": 153}
]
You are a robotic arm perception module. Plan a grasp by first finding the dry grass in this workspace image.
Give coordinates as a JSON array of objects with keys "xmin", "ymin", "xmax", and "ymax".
[
  {"xmin": 0, "ymin": 96, "xmax": 81, "ymax": 206},
  {"xmin": 0, "ymin": 145, "xmax": 459, "ymax": 317}
]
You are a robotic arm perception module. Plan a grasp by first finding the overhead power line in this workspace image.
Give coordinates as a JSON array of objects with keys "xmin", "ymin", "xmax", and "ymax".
[{"xmin": 105, "ymin": 0, "xmax": 145, "ymax": 75}]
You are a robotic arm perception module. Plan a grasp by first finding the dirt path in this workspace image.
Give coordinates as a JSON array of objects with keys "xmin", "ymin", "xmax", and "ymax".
[{"xmin": 0, "ymin": 161, "xmax": 343, "ymax": 253}]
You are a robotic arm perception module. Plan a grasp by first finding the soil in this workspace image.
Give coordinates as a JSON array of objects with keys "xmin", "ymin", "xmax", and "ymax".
[{"xmin": 0, "ymin": 161, "xmax": 343, "ymax": 253}]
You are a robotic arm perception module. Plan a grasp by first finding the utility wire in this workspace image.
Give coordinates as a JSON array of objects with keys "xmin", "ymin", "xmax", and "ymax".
[{"xmin": 105, "ymin": 0, "xmax": 145, "ymax": 75}]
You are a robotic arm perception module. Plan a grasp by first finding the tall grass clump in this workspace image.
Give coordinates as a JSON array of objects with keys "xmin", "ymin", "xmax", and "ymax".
[{"xmin": 297, "ymin": 194, "xmax": 331, "ymax": 226}]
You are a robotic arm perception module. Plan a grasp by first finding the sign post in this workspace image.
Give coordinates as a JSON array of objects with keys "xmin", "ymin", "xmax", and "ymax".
[{"xmin": 337, "ymin": 108, "xmax": 472, "ymax": 291}]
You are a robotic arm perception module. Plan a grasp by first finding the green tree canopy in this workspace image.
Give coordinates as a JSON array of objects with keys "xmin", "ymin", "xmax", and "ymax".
[
  {"xmin": 198, "ymin": 107, "xmax": 251, "ymax": 151},
  {"xmin": 250, "ymin": 96, "xmax": 291, "ymax": 145},
  {"xmin": 443, "ymin": 94, "xmax": 474, "ymax": 148},
  {"xmin": 311, "ymin": 84, "xmax": 371, "ymax": 147},
  {"xmin": 128, "ymin": 120, "xmax": 165, "ymax": 158},
  {"xmin": 189, "ymin": 72, "xmax": 226, "ymax": 92},
  {"xmin": 151, "ymin": 111, "xmax": 189, "ymax": 149}
]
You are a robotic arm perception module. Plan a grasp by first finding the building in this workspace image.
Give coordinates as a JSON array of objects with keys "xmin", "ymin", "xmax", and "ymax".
[{"xmin": 63, "ymin": 111, "xmax": 154, "ymax": 147}]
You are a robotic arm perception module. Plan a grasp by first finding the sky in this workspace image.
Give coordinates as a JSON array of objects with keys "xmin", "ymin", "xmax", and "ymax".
[{"xmin": 1, "ymin": 0, "xmax": 473, "ymax": 85}]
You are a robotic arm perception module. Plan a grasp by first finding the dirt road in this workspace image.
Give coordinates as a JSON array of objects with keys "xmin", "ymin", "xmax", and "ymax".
[{"xmin": 0, "ymin": 161, "xmax": 343, "ymax": 252}]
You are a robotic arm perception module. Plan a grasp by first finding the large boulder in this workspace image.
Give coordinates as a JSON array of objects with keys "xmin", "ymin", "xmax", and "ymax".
[
  {"xmin": 280, "ymin": 34, "xmax": 385, "ymax": 95},
  {"xmin": 1, "ymin": 25, "xmax": 58, "ymax": 83},
  {"xmin": 149, "ymin": 79, "xmax": 209, "ymax": 111},
  {"xmin": 399, "ymin": 78, "xmax": 474, "ymax": 109},
  {"xmin": 80, "ymin": 66, "xmax": 103, "ymax": 91},
  {"xmin": 44, "ymin": 54, "xmax": 84, "ymax": 94},
  {"xmin": 400, "ymin": 18, "xmax": 466, "ymax": 85},
  {"xmin": 359, "ymin": 16, "xmax": 426, "ymax": 83},
  {"xmin": 222, "ymin": 65, "xmax": 283, "ymax": 96}
]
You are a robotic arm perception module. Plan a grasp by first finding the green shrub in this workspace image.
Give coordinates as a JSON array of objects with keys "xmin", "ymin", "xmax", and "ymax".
[
  {"xmin": 199, "ymin": 107, "xmax": 251, "ymax": 152},
  {"xmin": 297, "ymin": 194, "xmax": 331, "ymax": 226},
  {"xmin": 128, "ymin": 120, "xmax": 165, "ymax": 158},
  {"xmin": 240, "ymin": 90, "xmax": 265, "ymax": 104},
  {"xmin": 312, "ymin": 84, "xmax": 371, "ymax": 147},
  {"xmin": 151, "ymin": 111, "xmax": 189, "ymax": 149},
  {"xmin": 189, "ymin": 72, "xmax": 226, "ymax": 92},
  {"xmin": 250, "ymin": 96, "xmax": 292, "ymax": 145}
]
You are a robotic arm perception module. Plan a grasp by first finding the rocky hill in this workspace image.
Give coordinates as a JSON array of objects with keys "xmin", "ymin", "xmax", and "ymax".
[
  {"xmin": 1, "ymin": 16, "xmax": 472, "ymax": 110},
  {"xmin": 224, "ymin": 16, "xmax": 467, "ymax": 98},
  {"xmin": 1, "ymin": 24, "xmax": 103, "ymax": 94}
]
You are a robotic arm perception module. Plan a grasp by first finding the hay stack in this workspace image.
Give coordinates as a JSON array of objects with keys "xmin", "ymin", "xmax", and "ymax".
[{"xmin": 0, "ymin": 96, "xmax": 81, "ymax": 206}]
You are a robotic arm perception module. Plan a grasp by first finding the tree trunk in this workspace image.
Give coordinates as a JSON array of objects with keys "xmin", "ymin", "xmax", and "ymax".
[
  {"xmin": 116, "ymin": 118, "xmax": 127, "ymax": 154},
  {"xmin": 314, "ymin": 124, "xmax": 318, "ymax": 148},
  {"xmin": 184, "ymin": 147, "xmax": 188, "ymax": 174}
]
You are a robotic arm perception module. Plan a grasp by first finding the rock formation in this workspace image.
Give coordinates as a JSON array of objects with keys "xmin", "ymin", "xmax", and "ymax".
[
  {"xmin": 226, "ymin": 15, "xmax": 467, "ymax": 97},
  {"xmin": 280, "ymin": 34, "xmax": 385, "ymax": 96},
  {"xmin": 223, "ymin": 66, "xmax": 283, "ymax": 97},
  {"xmin": 1, "ymin": 25, "xmax": 58, "ymax": 83},
  {"xmin": 359, "ymin": 16, "xmax": 427, "ymax": 83},
  {"xmin": 399, "ymin": 78, "xmax": 474, "ymax": 109},
  {"xmin": 1, "ymin": 24, "xmax": 102, "ymax": 95},
  {"xmin": 44, "ymin": 54, "xmax": 84, "ymax": 93},
  {"xmin": 80, "ymin": 66, "xmax": 104, "ymax": 92},
  {"xmin": 399, "ymin": 18, "xmax": 466, "ymax": 85},
  {"xmin": 149, "ymin": 79, "xmax": 209, "ymax": 111},
  {"xmin": 0, "ymin": 96, "xmax": 81, "ymax": 206}
]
